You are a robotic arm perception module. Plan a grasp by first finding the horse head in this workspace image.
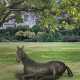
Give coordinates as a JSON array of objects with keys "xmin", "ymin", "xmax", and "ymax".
[{"xmin": 16, "ymin": 46, "xmax": 25, "ymax": 63}]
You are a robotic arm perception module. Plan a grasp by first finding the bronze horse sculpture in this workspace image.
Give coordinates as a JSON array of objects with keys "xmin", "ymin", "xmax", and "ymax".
[{"xmin": 16, "ymin": 46, "xmax": 73, "ymax": 80}]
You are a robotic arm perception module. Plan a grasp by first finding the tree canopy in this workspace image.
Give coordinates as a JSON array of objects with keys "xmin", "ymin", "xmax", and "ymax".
[{"xmin": 0, "ymin": 0, "xmax": 80, "ymax": 30}]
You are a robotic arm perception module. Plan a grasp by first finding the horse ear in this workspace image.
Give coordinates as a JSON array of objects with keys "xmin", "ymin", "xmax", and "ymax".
[{"xmin": 17, "ymin": 46, "xmax": 20, "ymax": 49}]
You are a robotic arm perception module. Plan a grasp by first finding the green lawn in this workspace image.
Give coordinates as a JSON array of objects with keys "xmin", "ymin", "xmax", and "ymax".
[{"xmin": 0, "ymin": 42, "xmax": 80, "ymax": 80}]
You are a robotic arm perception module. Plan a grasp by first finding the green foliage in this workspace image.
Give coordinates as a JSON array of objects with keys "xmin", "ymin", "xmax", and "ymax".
[
  {"xmin": 0, "ymin": 0, "xmax": 80, "ymax": 42},
  {"xmin": 36, "ymin": 32, "xmax": 47, "ymax": 41},
  {"xmin": 0, "ymin": 24, "xmax": 80, "ymax": 42},
  {"xmin": 38, "ymin": 0, "xmax": 80, "ymax": 30},
  {"xmin": 31, "ymin": 25, "xmax": 42, "ymax": 35},
  {"xmin": 0, "ymin": 0, "xmax": 80, "ymax": 30},
  {"xmin": 15, "ymin": 31, "xmax": 24, "ymax": 37},
  {"xmin": 15, "ymin": 13, "xmax": 23, "ymax": 23},
  {"xmin": 15, "ymin": 30, "xmax": 35, "ymax": 41}
]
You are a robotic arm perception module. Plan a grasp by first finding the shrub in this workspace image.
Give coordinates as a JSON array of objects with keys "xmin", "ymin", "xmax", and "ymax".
[
  {"xmin": 31, "ymin": 25, "xmax": 42, "ymax": 35},
  {"xmin": 15, "ymin": 31, "xmax": 35, "ymax": 41},
  {"xmin": 15, "ymin": 31, "xmax": 24, "ymax": 40},
  {"xmin": 0, "ymin": 37, "xmax": 9, "ymax": 42},
  {"xmin": 63, "ymin": 36, "xmax": 80, "ymax": 42},
  {"xmin": 16, "ymin": 25, "xmax": 29, "ymax": 31},
  {"xmin": 23, "ymin": 31, "xmax": 35, "ymax": 39},
  {"xmin": 36, "ymin": 32, "xmax": 48, "ymax": 42}
]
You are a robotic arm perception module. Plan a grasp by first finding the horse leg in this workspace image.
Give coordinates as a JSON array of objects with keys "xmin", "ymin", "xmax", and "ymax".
[
  {"xmin": 35, "ymin": 75, "xmax": 39, "ymax": 80},
  {"xmin": 16, "ymin": 72, "xmax": 24, "ymax": 80},
  {"xmin": 21, "ymin": 73, "xmax": 35, "ymax": 80},
  {"xmin": 39, "ymin": 75, "xmax": 53, "ymax": 80},
  {"xmin": 34, "ymin": 76, "xmax": 37, "ymax": 80},
  {"xmin": 52, "ymin": 69, "xmax": 56, "ymax": 80}
]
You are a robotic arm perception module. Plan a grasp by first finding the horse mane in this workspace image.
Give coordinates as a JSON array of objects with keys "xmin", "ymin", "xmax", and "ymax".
[{"xmin": 21, "ymin": 49, "xmax": 36, "ymax": 64}]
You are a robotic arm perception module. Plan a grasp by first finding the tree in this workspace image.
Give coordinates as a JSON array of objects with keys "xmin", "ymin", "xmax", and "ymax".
[
  {"xmin": 31, "ymin": 25, "xmax": 41, "ymax": 35},
  {"xmin": 0, "ymin": 0, "xmax": 80, "ymax": 31},
  {"xmin": 0, "ymin": 0, "xmax": 50, "ymax": 26}
]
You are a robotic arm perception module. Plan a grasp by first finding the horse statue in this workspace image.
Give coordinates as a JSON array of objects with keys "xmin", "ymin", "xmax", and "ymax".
[{"xmin": 16, "ymin": 46, "xmax": 73, "ymax": 80}]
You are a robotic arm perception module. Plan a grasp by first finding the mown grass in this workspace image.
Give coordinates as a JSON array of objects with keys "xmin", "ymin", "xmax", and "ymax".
[{"xmin": 0, "ymin": 42, "xmax": 80, "ymax": 80}]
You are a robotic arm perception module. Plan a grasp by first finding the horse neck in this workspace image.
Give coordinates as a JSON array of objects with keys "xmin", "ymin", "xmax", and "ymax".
[{"xmin": 21, "ymin": 53, "xmax": 35, "ymax": 65}]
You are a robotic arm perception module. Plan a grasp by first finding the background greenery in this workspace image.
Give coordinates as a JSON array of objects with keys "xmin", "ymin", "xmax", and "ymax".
[
  {"xmin": 0, "ymin": 0, "xmax": 80, "ymax": 28},
  {"xmin": 0, "ymin": 42, "xmax": 80, "ymax": 80},
  {"xmin": 0, "ymin": 0, "xmax": 80, "ymax": 42},
  {"xmin": 0, "ymin": 25, "xmax": 80, "ymax": 42}
]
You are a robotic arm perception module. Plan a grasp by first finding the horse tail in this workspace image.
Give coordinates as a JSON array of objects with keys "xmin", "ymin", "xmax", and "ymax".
[{"xmin": 66, "ymin": 66, "xmax": 73, "ymax": 77}]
